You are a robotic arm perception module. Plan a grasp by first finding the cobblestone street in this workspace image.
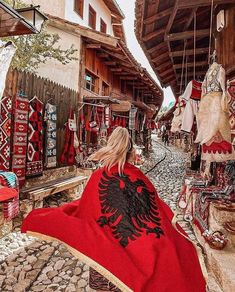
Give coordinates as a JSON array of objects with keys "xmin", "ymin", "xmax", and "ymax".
[{"xmin": 0, "ymin": 137, "xmax": 198, "ymax": 292}]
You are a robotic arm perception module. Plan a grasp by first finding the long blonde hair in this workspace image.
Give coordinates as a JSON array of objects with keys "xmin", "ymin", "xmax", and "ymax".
[{"xmin": 89, "ymin": 127, "xmax": 132, "ymax": 174}]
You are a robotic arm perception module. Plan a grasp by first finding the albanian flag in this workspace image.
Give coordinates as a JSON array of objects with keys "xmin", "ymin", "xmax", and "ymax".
[{"xmin": 22, "ymin": 163, "xmax": 206, "ymax": 292}]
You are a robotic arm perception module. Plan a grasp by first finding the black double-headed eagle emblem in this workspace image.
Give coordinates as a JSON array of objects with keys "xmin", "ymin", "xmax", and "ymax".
[{"xmin": 97, "ymin": 171, "xmax": 164, "ymax": 247}]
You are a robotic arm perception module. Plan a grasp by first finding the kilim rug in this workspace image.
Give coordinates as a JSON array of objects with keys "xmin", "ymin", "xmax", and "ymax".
[
  {"xmin": 26, "ymin": 96, "xmax": 43, "ymax": 177},
  {"xmin": 0, "ymin": 171, "xmax": 19, "ymax": 220},
  {"xmin": 0, "ymin": 96, "xmax": 12, "ymax": 171},
  {"xmin": 12, "ymin": 96, "xmax": 29, "ymax": 187},
  {"xmin": 44, "ymin": 103, "xmax": 57, "ymax": 168},
  {"xmin": 193, "ymin": 191, "xmax": 211, "ymax": 234},
  {"xmin": 228, "ymin": 80, "xmax": 235, "ymax": 145}
]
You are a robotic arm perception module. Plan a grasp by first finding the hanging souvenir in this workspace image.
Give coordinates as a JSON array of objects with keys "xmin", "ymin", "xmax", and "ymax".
[
  {"xmin": 11, "ymin": 95, "xmax": 29, "ymax": 187},
  {"xmin": 26, "ymin": 96, "xmax": 43, "ymax": 177},
  {"xmin": 195, "ymin": 61, "xmax": 235, "ymax": 163},
  {"xmin": 181, "ymin": 80, "xmax": 202, "ymax": 133},
  {"xmin": 0, "ymin": 96, "xmax": 12, "ymax": 171},
  {"xmin": 129, "ymin": 107, "xmax": 137, "ymax": 130},
  {"xmin": 105, "ymin": 106, "xmax": 110, "ymax": 128},
  {"xmin": 60, "ymin": 109, "xmax": 76, "ymax": 166},
  {"xmin": 44, "ymin": 103, "xmax": 57, "ymax": 168}
]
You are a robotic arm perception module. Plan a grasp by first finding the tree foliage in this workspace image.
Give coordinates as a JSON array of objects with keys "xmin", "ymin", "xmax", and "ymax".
[{"xmin": 2, "ymin": 0, "xmax": 78, "ymax": 72}]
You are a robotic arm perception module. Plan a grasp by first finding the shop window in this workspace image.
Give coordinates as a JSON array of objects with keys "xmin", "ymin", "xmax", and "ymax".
[
  {"xmin": 88, "ymin": 5, "xmax": 96, "ymax": 30},
  {"xmin": 85, "ymin": 71, "xmax": 98, "ymax": 93},
  {"xmin": 102, "ymin": 81, "xmax": 110, "ymax": 96},
  {"xmin": 100, "ymin": 18, "xmax": 107, "ymax": 34},
  {"xmin": 74, "ymin": 0, "xmax": 84, "ymax": 18}
]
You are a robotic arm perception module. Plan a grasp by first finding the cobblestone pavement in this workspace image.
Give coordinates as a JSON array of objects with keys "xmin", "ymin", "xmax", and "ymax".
[{"xmin": 0, "ymin": 136, "xmax": 197, "ymax": 292}]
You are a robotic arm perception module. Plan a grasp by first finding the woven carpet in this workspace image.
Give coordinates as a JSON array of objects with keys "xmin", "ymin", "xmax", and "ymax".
[
  {"xmin": 44, "ymin": 103, "xmax": 57, "ymax": 168},
  {"xmin": 12, "ymin": 96, "xmax": 29, "ymax": 187},
  {"xmin": 0, "ymin": 96, "xmax": 12, "ymax": 171},
  {"xmin": 26, "ymin": 96, "xmax": 43, "ymax": 177}
]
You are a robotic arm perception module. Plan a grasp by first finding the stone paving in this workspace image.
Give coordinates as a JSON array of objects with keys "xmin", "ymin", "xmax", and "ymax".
[{"xmin": 0, "ymin": 136, "xmax": 197, "ymax": 292}]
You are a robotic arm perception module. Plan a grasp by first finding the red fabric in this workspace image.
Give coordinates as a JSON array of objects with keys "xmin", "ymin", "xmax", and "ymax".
[
  {"xmin": 22, "ymin": 163, "xmax": 206, "ymax": 292},
  {"xmin": 60, "ymin": 110, "xmax": 75, "ymax": 165},
  {"xmin": 191, "ymin": 80, "xmax": 202, "ymax": 101},
  {"xmin": 202, "ymin": 140, "xmax": 232, "ymax": 154},
  {"xmin": 0, "ymin": 187, "xmax": 18, "ymax": 202}
]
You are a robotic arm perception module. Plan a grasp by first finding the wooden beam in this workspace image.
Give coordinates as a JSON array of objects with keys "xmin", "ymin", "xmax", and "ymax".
[
  {"xmin": 110, "ymin": 68, "xmax": 122, "ymax": 72},
  {"xmin": 170, "ymin": 47, "xmax": 209, "ymax": 57},
  {"xmin": 160, "ymin": 67, "xmax": 175, "ymax": 77},
  {"xmin": 142, "ymin": 27, "xmax": 165, "ymax": 42},
  {"xmin": 152, "ymin": 51, "xmax": 169, "ymax": 63},
  {"xmin": 165, "ymin": 1, "xmax": 179, "ymax": 35},
  {"xmin": 147, "ymin": 42, "xmax": 167, "ymax": 55},
  {"xmin": 97, "ymin": 53, "xmax": 109, "ymax": 58},
  {"xmin": 156, "ymin": 61, "xmax": 172, "ymax": 71},
  {"xmin": 165, "ymin": 29, "xmax": 210, "ymax": 41},
  {"xmin": 104, "ymin": 61, "xmax": 117, "ymax": 66},
  {"xmin": 178, "ymin": 0, "xmax": 235, "ymax": 9},
  {"xmin": 120, "ymin": 77, "xmax": 138, "ymax": 80},
  {"xmin": 113, "ymin": 72, "xmax": 132, "ymax": 76},
  {"xmin": 86, "ymin": 44, "xmax": 101, "ymax": 49},
  {"xmin": 173, "ymin": 60, "xmax": 208, "ymax": 69},
  {"xmin": 183, "ymin": 8, "xmax": 197, "ymax": 31},
  {"xmin": 144, "ymin": 7, "xmax": 173, "ymax": 25}
]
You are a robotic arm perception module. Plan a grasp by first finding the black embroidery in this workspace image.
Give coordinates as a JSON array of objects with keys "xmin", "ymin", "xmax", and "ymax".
[{"xmin": 97, "ymin": 171, "xmax": 164, "ymax": 247}]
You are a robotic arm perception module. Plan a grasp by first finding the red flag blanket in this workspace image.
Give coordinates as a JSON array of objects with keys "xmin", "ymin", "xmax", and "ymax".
[{"xmin": 22, "ymin": 163, "xmax": 206, "ymax": 292}]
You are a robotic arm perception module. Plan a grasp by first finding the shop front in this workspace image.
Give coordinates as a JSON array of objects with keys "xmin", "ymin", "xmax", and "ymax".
[{"xmin": 135, "ymin": 1, "xmax": 235, "ymax": 289}]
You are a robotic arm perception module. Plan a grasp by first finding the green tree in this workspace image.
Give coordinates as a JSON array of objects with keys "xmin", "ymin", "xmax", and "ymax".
[{"xmin": 2, "ymin": 0, "xmax": 77, "ymax": 72}]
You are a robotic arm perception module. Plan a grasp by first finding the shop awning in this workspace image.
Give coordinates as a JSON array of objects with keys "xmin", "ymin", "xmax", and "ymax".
[{"xmin": 0, "ymin": 1, "xmax": 38, "ymax": 37}]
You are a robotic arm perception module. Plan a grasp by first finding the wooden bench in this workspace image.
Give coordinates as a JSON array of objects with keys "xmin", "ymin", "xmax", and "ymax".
[{"xmin": 20, "ymin": 175, "xmax": 88, "ymax": 216}]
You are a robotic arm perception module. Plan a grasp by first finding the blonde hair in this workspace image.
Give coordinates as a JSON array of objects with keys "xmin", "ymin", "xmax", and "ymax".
[{"xmin": 89, "ymin": 127, "xmax": 132, "ymax": 174}]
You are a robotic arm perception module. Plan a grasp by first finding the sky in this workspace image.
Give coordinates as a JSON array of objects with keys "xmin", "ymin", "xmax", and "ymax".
[{"xmin": 115, "ymin": 0, "xmax": 175, "ymax": 107}]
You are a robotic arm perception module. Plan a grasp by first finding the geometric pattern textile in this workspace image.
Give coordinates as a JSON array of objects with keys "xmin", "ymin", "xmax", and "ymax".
[
  {"xmin": 0, "ymin": 96, "xmax": 12, "ymax": 171},
  {"xmin": 0, "ymin": 171, "xmax": 19, "ymax": 220},
  {"xmin": 44, "ymin": 103, "xmax": 57, "ymax": 168},
  {"xmin": 11, "ymin": 96, "xmax": 29, "ymax": 187},
  {"xmin": 228, "ymin": 80, "xmax": 235, "ymax": 145},
  {"xmin": 26, "ymin": 96, "xmax": 43, "ymax": 176}
]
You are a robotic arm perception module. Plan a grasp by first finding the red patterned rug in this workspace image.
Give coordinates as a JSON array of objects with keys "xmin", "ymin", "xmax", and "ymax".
[
  {"xmin": 228, "ymin": 80, "xmax": 235, "ymax": 144},
  {"xmin": 26, "ymin": 96, "xmax": 43, "ymax": 177},
  {"xmin": 0, "ymin": 96, "xmax": 12, "ymax": 171},
  {"xmin": 12, "ymin": 96, "xmax": 29, "ymax": 187}
]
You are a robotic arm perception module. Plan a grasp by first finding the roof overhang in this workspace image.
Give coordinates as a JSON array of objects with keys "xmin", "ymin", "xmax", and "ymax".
[
  {"xmin": 0, "ymin": 1, "xmax": 38, "ymax": 37},
  {"xmin": 135, "ymin": 0, "xmax": 235, "ymax": 96},
  {"xmin": 48, "ymin": 14, "xmax": 118, "ymax": 48}
]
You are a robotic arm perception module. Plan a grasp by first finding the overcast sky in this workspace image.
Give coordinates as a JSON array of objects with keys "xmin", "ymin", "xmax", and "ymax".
[{"xmin": 115, "ymin": 0, "xmax": 175, "ymax": 107}]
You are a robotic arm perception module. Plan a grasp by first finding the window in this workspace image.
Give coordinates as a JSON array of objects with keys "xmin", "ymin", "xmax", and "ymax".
[
  {"xmin": 85, "ymin": 71, "xmax": 97, "ymax": 93},
  {"xmin": 88, "ymin": 5, "xmax": 96, "ymax": 30},
  {"xmin": 120, "ymin": 80, "xmax": 126, "ymax": 94},
  {"xmin": 74, "ymin": 0, "xmax": 84, "ymax": 18},
  {"xmin": 102, "ymin": 81, "xmax": 109, "ymax": 96},
  {"xmin": 100, "ymin": 18, "xmax": 107, "ymax": 34}
]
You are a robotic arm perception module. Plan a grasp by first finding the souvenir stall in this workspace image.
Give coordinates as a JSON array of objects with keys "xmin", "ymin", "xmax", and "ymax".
[
  {"xmin": 76, "ymin": 97, "xmax": 126, "ymax": 169},
  {"xmin": 0, "ymin": 69, "xmax": 88, "ymax": 237},
  {"xmin": 178, "ymin": 52, "xmax": 235, "ymax": 250}
]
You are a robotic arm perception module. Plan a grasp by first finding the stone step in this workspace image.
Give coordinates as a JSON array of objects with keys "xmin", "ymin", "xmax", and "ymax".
[{"xmin": 0, "ymin": 240, "xmax": 56, "ymax": 292}]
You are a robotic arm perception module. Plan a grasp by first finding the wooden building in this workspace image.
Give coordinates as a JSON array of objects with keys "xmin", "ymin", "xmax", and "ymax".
[{"xmin": 135, "ymin": 0, "xmax": 235, "ymax": 96}]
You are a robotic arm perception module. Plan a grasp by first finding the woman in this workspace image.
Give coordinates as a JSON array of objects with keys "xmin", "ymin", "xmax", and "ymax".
[{"xmin": 22, "ymin": 127, "xmax": 206, "ymax": 292}]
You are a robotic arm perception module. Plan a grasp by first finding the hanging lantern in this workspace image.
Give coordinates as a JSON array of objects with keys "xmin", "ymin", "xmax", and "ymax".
[{"xmin": 16, "ymin": 5, "xmax": 48, "ymax": 33}]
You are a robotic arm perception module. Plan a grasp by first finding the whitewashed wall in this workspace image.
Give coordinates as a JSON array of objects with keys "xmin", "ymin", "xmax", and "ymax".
[
  {"xmin": 35, "ymin": 25, "xmax": 81, "ymax": 91},
  {"xmin": 23, "ymin": 0, "xmax": 66, "ymax": 18},
  {"xmin": 65, "ymin": 0, "xmax": 114, "ymax": 36}
]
